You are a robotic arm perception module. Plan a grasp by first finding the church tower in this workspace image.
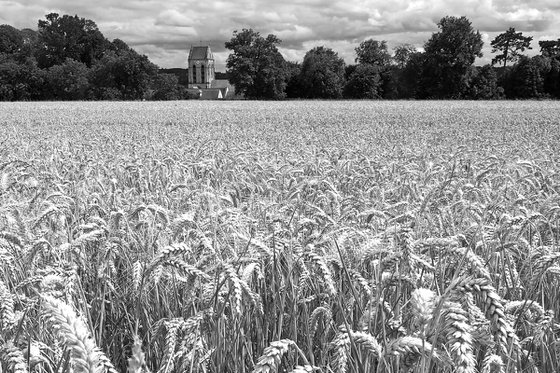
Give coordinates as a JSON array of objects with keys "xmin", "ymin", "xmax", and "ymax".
[{"xmin": 188, "ymin": 46, "xmax": 215, "ymax": 89}]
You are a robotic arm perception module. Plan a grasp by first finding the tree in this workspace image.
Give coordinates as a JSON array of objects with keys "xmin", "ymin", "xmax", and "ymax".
[
  {"xmin": 532, "ymin": 55, "xmax": 554, "ymax": 97},
  {"xmin": 344, "ymin": 64, "xmax": 357, "ymax": 81},
  {"xmin": 151, "ymin": 73, "xmax": 182, "ymax": 100},
  {"xmin": 355, "ymin": 39, "xmax": 391, "ymax": 68},
  {"xmin": 225, "ymin": 29, "xmax": 288, "ymax": 99},
  {"xmin": 285, "ymin": 61, "xmax": 304, "ymax": 98},
  {"xmin": 46, "ymin": 58, "xmax": 90, "ymax": 100},
  {"xmin": 352, "ymin": 40, "xmax": 393, "ymax": 99},
  {"xmin": 18, "ymin": 28, "xmax": 39, "ymax": 60},
  {"xmin": 502, "ymin": 56, "xmax": 545, "ymax": 98},
  {"xmin": 343, "ymin": 64, "xmax": 383, "ymax": 98},
  {"xmin": 0, "ymin": 26, "xmax": 38, "ymax": 63},
  {"xmin": 0, "ymin": 57, "xmax": 45, "ymax": 101},
  {"xmin": 0, "ymin": 60, "xmax": 25, "ymax": 100},
  {"xmin": 425, "ymin": 16, "xmax": 483, "ymax": 68},
  {"xmin": 299, "ymin": 46, "xmax": 345, "ymax": 99},
  {"xmin": 393, "ymin": 44, "xmax": 416, "ymax": 69},
  {"xmin": 536, "ymin": 40, "xmax": 560, "ymax": 98},
  {"xmin": 90, "ymin": 44, "xmax": 158, "ymax": 100},
  {"xmin": 543, "ymin": 57, "xmax": 560, "ymax": 98},
  {"xmin": 491, "ymin": 27, "xmax": 533, "ymax": 67},
  {"xmin": 110, "ymin": 38, "xmax": 132, "ymax": 54},
  {"xmin": 539, "ymin": 39, "xmax": 560, "ymax": 58},
  {"xmin": 0, "ymin": 25, "xmax": 23, "ymax": 55},
  {"xmin": 399, "ymin": 51, "xmax": 425, "ymax": 98},
  {"xmin": 380, "ymin": 66, "xmax": 401, "ymax": 99},
  {"xmin": 466, "ymin": 65, "xmax": 503, "ymax": 99},
  {"xmin": 422, "ymin": 16, "xmax": 483, "ymax": 98},
  {"xmin": 37, "ymin": 13, "xmax": 108, "ymax": 68}
]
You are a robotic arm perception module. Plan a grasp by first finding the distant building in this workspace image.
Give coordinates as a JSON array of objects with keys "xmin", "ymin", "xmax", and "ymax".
[
  {"xmin": 188, "ymin": 46, "xmax": 214, "ymax": 89},
  {"xmin": 187, "ymin": 45, "xmax": 232, "ymax": 99}
]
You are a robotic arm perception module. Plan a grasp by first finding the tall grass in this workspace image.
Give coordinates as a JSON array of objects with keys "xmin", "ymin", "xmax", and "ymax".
[{"xmin": 0, "ymin": 101, "xmax": 559, "ymax": 373}]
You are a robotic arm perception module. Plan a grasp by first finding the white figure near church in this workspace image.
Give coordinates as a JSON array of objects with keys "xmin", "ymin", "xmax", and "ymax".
[{"xmin": 187, "ymin": 46, "xmax": 231, "ymax": 99}]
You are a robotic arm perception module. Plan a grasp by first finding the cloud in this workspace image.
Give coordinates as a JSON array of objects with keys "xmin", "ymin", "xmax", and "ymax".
[
  {"xmin": 1, "ymin": 0, "xmax": 559, "ymax": 69},
  {"xmin": 155, "ymin": 10, "xmax": 196, "ymax": 29}
]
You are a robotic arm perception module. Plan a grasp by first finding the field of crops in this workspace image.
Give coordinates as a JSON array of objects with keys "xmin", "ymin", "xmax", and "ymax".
[{"xmin": 1, "ymin": 100, "xmax": 560, "ymax": 373}]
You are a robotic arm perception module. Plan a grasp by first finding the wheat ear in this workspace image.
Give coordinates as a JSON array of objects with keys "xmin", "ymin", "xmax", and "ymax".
[
  {"xmin": 128, "ymin": 335, "xmax": 150, "ymax": 373},
  {"xmin": 0, "ymin": 279, "xmax": 15, "ymax": 329},
  {"xmin": 447, "ymin": 276, "xmax": 519, "ymax": 356},
  {"xmin": 384, "ymin": 336, "xmax": 446, "ymax": 368},
  {"xmin": 410, "ymin": 288, "xmax": 437, "ymax": 333},
  {"xmin": 481, "ymin": 353, "xmax": 504, "ymax": 373},
  {"xmin": 304, "ymin": 248, "xmax": 337, "ymax": 297},
  {"xmin": 42, "ymin": 295, "xmax": 103, "ymax": 373},
  {"xmin": 0, "ymin": 342, "xmax": 28, "ymax": 373},
  {"xmin": 252, "ymin": 339, "xmax": 300, "ymax": 373},
  {"xmin": 441, "ymin": 302, "xmax": 476, "ymax": 373}
]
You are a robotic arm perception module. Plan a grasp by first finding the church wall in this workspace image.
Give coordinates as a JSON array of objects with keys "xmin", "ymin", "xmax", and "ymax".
[
  {"xmin": 188, "ymin": 60, "xmax": 216, "ymax": 88},
  {"xmin": 187, "ymin": 46, "xmax": 217, "ymax": 90}
]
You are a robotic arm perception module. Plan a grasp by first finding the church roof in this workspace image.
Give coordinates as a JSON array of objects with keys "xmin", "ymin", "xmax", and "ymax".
[
  {"xmin": 200, "ymin": 89, "xmax": 223, "ymax": 100},
  {"xmin": 210, "ymin": 79, "xmax": 230, "ymax": 89},
  {"xmin": 189, "ymin": 46, "xmax": 214, "ymax": 60}
]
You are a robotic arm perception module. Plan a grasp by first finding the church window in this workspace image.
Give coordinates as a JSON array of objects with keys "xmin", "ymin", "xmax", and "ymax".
[
  {"xmin": 201, "ymin": 64, "xmax": 205, "ymax": 83},
  {"xmin": 192, "ymin": 65, "xmax": 197, "ymax": 83}
]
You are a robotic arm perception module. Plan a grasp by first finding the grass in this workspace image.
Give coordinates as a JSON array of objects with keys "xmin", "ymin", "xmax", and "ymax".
[{"xmin": 0, "ymin": 100, "xmax": 559, "ymax": 373}]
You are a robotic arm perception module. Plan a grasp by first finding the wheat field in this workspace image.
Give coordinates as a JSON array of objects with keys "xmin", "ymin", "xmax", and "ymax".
[{"xmin": 1, "ymin": 100, "xmax": 559, "ymax": 373}]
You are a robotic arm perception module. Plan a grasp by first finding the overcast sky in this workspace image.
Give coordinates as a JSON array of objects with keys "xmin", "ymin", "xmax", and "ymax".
[{"xmin": 1, "ymin": 0, "xmax": 559, "ymax": 70}]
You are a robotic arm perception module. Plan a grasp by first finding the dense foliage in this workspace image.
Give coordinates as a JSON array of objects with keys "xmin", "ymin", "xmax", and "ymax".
[
  {"xmin": 2, "ymin": 13, "xmax": 560, "ymax": 100},
  {"xmin": 231, "ymin": 18, "xmax": 560, "ymax": 100},
  {"xmin": 0, "ymin": 13, "xmax": 194, "ymax": 101},
  {"xmin": 1, "ymin": 101, "xmax": 560, "ymax": 373},
  {"xmin": 225, "ymin": 29, "xmax": 288, "ymax": 99},
  {"xmin": 419, "ymin": 16, "xmax": 484, "ymax": 99},
  {"xmin": 491, "ymin": 27, "xmax": 533, "ymax": 68},
  {"xmin": 297, "ymin": 47, "xmax": 346, "ymax": 99}
]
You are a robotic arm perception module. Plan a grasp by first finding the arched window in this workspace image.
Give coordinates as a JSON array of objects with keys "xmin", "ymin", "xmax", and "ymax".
[
  {"xmin": 192, "ymin": 65, "xmax": 197, "ymax": 83},
  {"xmin": 201, "ymin": 64, "xmax": 205, "ymax": 83}
]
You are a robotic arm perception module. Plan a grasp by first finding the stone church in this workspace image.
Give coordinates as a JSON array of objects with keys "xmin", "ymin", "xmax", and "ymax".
[{"xmin": 187, "ymin": 46, "xmax": 231, "ymax": 99}]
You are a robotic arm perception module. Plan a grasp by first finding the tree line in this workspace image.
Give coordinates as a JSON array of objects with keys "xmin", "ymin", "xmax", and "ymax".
[
  {"xmin": 226, "ymin": 17, "xmax": 560, "ymax": 100},
  {"xmin": 0, "ymin": 13, "xmax": 191, "ymax": 101},
  {"xmin": 1, "ymin": 13, "xmax": 559, "ymax": 101}
]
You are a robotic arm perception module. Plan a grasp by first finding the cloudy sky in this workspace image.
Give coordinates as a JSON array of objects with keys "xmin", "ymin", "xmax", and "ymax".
[{"xmin": 1, "ymin": 0, "xmax": 559, "ymax": 70}]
